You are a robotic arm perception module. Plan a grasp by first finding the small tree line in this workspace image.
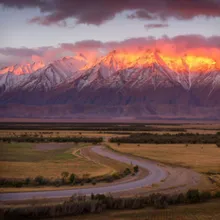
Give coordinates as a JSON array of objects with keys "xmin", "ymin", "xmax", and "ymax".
[
  {"xmin": 0, "ymin": 135, "xmax": 103, "ymax": 143},
  {"xmin": 2, "ymin": 189, "xmax": 220, "ymax": 219},
  {"xmin": 110, "ymin": 132, "xmax": 220, "ymax": 144}
]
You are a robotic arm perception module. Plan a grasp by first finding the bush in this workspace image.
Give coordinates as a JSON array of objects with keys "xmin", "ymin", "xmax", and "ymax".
[
  {"xmin": 112, "ymin": 173, "xmax": 120, "ymax": 180},
  {"xmin": 24, "ymin": 177, "xmax": 31, "ymax": 185},
  {"xmin": 69, "ymin": 173, "xmax": 76, "ymax": 184},
  {"xmin": 124, "ymin": 168, "xmax": 131, "ymax": 175},
  {"xmin": 34, "ymin": 176, "xmax": 46, "ymax": 185},
  {"xmin": 92, "ymin": 179, "xmax": 97, "ymax": 185},
  {"xmin": 200, "ymin": 191, "xmax": 211, "ymax": 201},
  {"xmin": 133, "ymin": 165, "xmax": 139, "ymax": 173},
  {"xmin": 54, "ymin": 178, "xmax": 62, "ymax": 187},
  {"xmin": 186, "ymin": 189, "xmax": 200, "ymax": 203},
  {"xmin": 214, "ymin": 191, "xmax": 220, "ymax": 198},
  {"xmin": 14, "ymin": 181, "xmax": 23, "ymax": 188},
  {"xmin": 153, "ymin": 195, "xmax": 168, "ymax": 209},
  {"xmin": 168, "ymin": 193, "xmax": 185, "ymax": 205},
  {"xmin": 61, "ymin": 171, "xmax": 69, "ymax": 183}
]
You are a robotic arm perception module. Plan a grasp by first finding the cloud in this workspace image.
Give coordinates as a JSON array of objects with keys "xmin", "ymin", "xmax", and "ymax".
[
  {"xmin": 145, "ymin": 23, "xmax": 169, "ymax": 29},
  {"xmin": 127, "ymin": 10, "xmax": 156, "ymax": 20},
  {"xmin": 0, "ymin": 35, "xmax": 220, "ymax": 65},
  {"xmin": 0, "ymin": 47, "xmax": 48, "ymax": 57},
  {"xmin": 1, "ymin": 0, "xmax": 220, "ymax": 26}
]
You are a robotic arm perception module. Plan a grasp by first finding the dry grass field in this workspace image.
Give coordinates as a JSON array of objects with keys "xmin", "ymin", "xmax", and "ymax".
[
  {"xmin": 47, "ymin": 199, "xmax": 220, "ymax": 220},
  {"xmin": 109, "ymin": 143, "xmax": 220, "ymax": 190},
  {"xmin": 109, "ymin": 143, "xmax": 220, "ymax": 173},
  {"xmin": 156, "ymin": 123, "xmax": 220, "ymax": 134},
  {"xmin": 0, "ymin": 143, "xmax": 112, "ymax": 179}
]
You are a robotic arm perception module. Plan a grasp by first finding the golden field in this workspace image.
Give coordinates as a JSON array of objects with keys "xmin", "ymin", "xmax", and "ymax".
[{"xmin": 109, "ymin": 143, "xmax": 220, "ymax": 173}]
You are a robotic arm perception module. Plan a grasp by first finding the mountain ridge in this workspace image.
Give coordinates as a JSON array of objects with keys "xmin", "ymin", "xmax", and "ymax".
[{"xmin": 0, "ymin": 50, "xmax": 219, "ymax": 119}]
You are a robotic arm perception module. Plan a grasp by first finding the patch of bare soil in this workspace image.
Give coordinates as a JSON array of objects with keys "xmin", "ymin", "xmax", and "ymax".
[{"xmin": 35, "ymin": 143, "xmax": 72, "ymax": 151}]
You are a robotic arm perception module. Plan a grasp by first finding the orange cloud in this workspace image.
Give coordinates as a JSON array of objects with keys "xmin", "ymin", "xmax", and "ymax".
[{"xmin": 0, "ymin": 35, "xmax": 220, "ymax": 67}]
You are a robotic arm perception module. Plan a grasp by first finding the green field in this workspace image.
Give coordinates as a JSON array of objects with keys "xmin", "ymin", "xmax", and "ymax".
[{"xmin": 0, "ymin": 143, "xmax": 75, "ymax": 162}]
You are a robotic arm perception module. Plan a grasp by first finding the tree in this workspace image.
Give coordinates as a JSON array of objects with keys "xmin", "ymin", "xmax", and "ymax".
[
  {"xmin": 133, "ymin": 165, "xmax": 139, "ymax": 173},
  {"xmin": 61, "ymin": 171, "xmax": 69, "ymax": 183},
  {"xmin": 186, "ymin": 189, "xmax": 200, "ymax": 203},
  {"xmin": 124, "ymin": 168, "xmax": 131, "ymax": 175},
  {"xmin": 69, "ymin": 173, "xmax": 76, "ymax": 184}
]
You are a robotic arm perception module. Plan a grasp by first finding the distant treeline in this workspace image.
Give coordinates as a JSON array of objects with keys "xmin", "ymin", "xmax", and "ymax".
[
  {"xmin": 2, "ymin": 190, "xmax": 220, "ymax": 219},
  {"xmin": 0, "ymin": 136, "xmax": 103, "ymax": 143},
  {"xmin": 110, "ymin": 133, "xmax": 220, "ymax": 144},
  {"xmin": 0, "ymin": 122, "xmax": 187, "ymax": 131}
]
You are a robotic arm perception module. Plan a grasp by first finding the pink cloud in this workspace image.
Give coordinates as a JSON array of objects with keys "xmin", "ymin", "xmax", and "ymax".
[
  {"xmin": 145, "ymin": 23, "xmax": 169, "ymax": 29},
  {"xmin": 1, "ymin": 35, "xmax": 220, "ymax": 65}
]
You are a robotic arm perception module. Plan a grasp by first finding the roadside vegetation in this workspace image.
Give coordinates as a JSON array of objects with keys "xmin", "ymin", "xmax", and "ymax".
[
  {"xmin": 1, "ymin": 190, "xmax": 220, "ymax": 219},
  {"xmin": 0, "ymin": 143, "xmax": 138, "ymax": 189},
  {"xmin": 0, "ymin": 166, "xmax": 137, "ymax": 188}
]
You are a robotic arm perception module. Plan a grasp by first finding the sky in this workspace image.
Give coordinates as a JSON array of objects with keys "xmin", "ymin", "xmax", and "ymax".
[{"xmin": 0, "ymin": 0, "xmax": 220, "ymax": 67}]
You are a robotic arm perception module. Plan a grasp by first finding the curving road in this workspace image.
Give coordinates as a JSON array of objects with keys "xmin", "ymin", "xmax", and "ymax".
[{"xmin": 0, "ymin": 146, "xmax": 200, "ymax": 201}]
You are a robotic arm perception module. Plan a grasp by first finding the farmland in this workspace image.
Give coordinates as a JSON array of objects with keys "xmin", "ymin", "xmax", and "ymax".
[{"xmin": 0, "ymin": 122, "xmax": 220, "ymax": 219}]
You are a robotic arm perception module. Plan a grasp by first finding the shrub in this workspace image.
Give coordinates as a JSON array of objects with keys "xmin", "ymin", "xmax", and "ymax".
[
  {"xmin": 54, "ymin": 178, "xmax": 62, "ymax": 187},
  {"xmin": 61, "ymin": 171, "xmax": 69, "ymax": 183},
  {"xmin": 153, "ymin": 195, "xmax": 168, "ymax": 209},
  {"xmin": 34, "ymin": 176, "xmax": 46, "ymax": 185},
  {"xmin": 24, "ymin": 177, "xmax": 31, "ymax": 185},
  {"xmin": 112, "ymin": 173, "xmax": 120, "ymax": 180},
  {"xmin": 200, "ymin": 191, "xmax": 211, "ymax": 201},
  {"xmin": 186, "ymin": 189, "xmax": 200, "ymax": 203},
  {"xmin": 214, "ymin": 191, "xmax": 220, "ymax": 198},
  {"xmin": 133, "ymin": 165, "xmax": 139, "ymax": 173},
  {"xmin": 92, "ymin": 179, "xmax": 97, "ymax": 185},
  {"xmin": 14, "ymin": 181, "xmax": 23, "ymax": 188},
  {"xmin": 69, "ymin": 173, "xmax": 76, "ymax": 184},
  {"xmin": 168, "ymin": 193, "xmax": 185, "ymax": 205},
  {"xmin": 124, "ymin": 168, "xmax": 131, "ymax": 175}
]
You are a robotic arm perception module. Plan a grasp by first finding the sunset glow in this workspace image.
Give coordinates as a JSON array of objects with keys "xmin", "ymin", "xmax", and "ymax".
[{"xmin": 80, "ymin": 49, "xmax": 219, "ymax": 74}]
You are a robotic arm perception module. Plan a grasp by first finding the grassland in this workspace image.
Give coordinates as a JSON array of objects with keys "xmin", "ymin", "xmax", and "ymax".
[
  {"xmin": 109, "ymin": 143, "xmax": 220, "ymax": 173},
  {"xmin": 0, "ymin": 143, "xmax": 112, "ymax": 179},
  {"xmin": 109, "ymin": 143, "xmax": 220, "ymax": 190}
]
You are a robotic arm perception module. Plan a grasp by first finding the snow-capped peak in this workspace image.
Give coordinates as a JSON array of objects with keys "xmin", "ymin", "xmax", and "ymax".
[{"xmin": 0, "ymin": 61, "xmax": 45, "ymax": 75}]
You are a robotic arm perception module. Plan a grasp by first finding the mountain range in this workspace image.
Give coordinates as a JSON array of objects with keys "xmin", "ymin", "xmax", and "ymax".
[{"xmin": 0, "ymin": 50, "xmax": 219, "ymax": 119}]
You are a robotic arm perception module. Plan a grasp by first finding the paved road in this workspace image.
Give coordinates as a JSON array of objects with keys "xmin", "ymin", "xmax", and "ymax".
[{"xmin": 0, "ymin": 146, "xmax": 168, "ymax": 201}]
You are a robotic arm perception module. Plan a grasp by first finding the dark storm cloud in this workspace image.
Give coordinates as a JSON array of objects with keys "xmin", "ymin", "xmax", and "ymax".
[
  {"xmin": 0, "ymin": 0, "xmax": 220, "ymax": 26},
  {"xmin": 145, "ymin": 23, "xmax": 169, "ymax": 29}
]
